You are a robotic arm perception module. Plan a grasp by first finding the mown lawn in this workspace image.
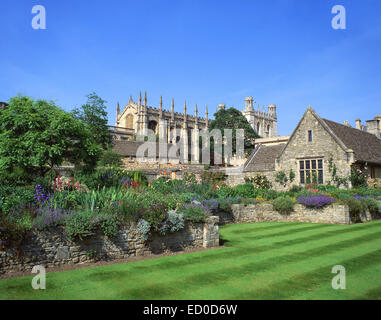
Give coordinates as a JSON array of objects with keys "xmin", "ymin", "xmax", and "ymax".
[{"xmin": 1, "ymin": 221, "xmax": 381, "ymax": 300}]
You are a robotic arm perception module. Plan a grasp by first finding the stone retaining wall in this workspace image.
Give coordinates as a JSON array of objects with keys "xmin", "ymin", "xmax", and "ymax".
[
  {"xmin": 0, "ymin": 216, "xmax": 219, "ymax": 275},
  {"xmin": 229, "ymin": 203, "xmax": 352, "ymax": 225}
]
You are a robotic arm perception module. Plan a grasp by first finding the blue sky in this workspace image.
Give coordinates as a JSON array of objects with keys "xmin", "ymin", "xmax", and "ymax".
[{"xmin": 0, "ymin": 0, "xmax": 380, "ymax": 135}]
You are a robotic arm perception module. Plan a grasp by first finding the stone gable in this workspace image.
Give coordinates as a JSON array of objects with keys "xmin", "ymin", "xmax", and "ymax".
[{"xmin": 276, "ymin": 108, "xmax": 351, "ymax": 185}]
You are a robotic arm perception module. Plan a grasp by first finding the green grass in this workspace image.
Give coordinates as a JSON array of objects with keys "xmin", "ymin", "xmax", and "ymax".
[{"xmin": 1, "ymin": 221, "xmax": 381, "ymax": 300}]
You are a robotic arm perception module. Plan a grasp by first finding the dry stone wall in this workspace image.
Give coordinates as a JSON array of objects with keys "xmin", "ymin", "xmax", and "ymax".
[
  {"xmin": 229, "ymin": 203, "xmax": 351, "ymax": 225},
  {"xmin": 0, "ymin": 216, "xmax": 219, "ymax": 275}
]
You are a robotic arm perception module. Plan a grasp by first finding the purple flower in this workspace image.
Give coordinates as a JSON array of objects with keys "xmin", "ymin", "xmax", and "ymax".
[{"xmin": 297, "ymin": 195, "xmax": 335, "ymax": 208}]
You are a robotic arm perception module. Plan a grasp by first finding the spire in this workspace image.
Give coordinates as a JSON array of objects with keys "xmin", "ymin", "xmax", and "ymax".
[
  {"xmin": 128, "ymin": 95, "xmax": 133, "ymax": 104},
  {"xmin": 144, "ymin": 91, "xmax": 147, "ymax": 107},
  {"xmin": 183, "ymin": 101, "xmax": 187, "ymax": 123},
  {"xmin": 139, "ymin": 92, "xmax": 142, "ymax": 108},
  {"xmin": 205, "ymin": 105, "xmax": 209, "ymax": 128},
  {"xmin": 159, "ymin": 95, "xmax": 163, "ymax": 118},
  {"xmin": 171, "ymin": 98, "xmax": 175, "ymax": 121},
  {"xmin": 195, "ymin": 104, "xmax": 198, "ymax": 125},
  {"xmin": 116, "ymin": 101, "xmax": 120, "ymax": 116}
]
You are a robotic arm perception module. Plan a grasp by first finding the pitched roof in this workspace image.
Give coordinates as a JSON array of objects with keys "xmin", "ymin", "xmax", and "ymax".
[
  {"xmin": 244, "ymin": 144, "xmax": 285, "ymax": 172},
  {"xmin": 322, "ymin": 118, "xmax": 381, "ymax": 164}
]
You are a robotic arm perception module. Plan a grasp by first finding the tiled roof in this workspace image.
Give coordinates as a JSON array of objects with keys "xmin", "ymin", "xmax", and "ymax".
[
  {"xmin": 322, "ymin": 119, "xmax": 381, "ymax": 164},
  {"xmin": 244, "ymin": 144, "xmax": 286, "ymax": 172}
]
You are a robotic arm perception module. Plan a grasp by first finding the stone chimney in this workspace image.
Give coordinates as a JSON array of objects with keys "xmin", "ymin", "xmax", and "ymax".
[
  {"xmin": 355, "ymin": 118, "xmax": 362, "ymax": 130},
  {"xmin": 366, "ymin": 118, "xmax": 381, "ymax": 138},
  {"xmin": 343, "ymin": 120, "xmax": 351, "ymax": 127}
]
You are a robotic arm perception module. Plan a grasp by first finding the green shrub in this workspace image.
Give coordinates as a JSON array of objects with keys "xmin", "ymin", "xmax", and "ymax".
[
  {"xmin": 289, "ymin": 185, "xmax": 303, "ymax": 193},
  {"xmin": 98, "ymin": 149, "xmax": 123, "ymax": 168},
  {"xmin": 200, "ymin": 172, "xmax": 227, "ymax": 185},
  {"xmin": 239, "ymin": 198, "xmax": 258, "ymax": 206},
  {"xmin": 258, "ymin": 189, "xmax": 279, "ymax": 200},
  {"xmin": 244, "ymin": 174, "xmax": 272, "ymax": 189},
  {"xmin": 345, "ymin": 198, "xmax": 365, "ymax": 223},
  {"xmin": 233, "ymin": 184, "xmax": 259, "ymax": 198},
  {"xmin": 275, "ymin": 171, "xmax": 288, "ymax": 186},
  {"xmin": 0, "ymin": 214, "xmax": 32, "ymax": 249},
  {"xmin": 179, "ymin": 203, "xmax": 209, "ymax": 223},
  {"xmin": 140, "ymin": 203, "xmax": 168, "ymax": 231},
  {"xmin": 272, "ymin": 197, "xmax": 296, "ymax": 215},
  {"xmin": 350, "ymin": 166, "xmax": 368, "ymax": 188},
  {"xmin": 97, "ymin": 213, "xmax": 119, "ymax": 238},
  {"xmin": 216, "ymin": 197, "xmax": 242, "ymax": 212},
  {"xmin": 363, "ymin": 198, "xmax": 380, "ymax": 215},
  {"xmin": 65, "ymin": 211, "xmax": 96, "ymax": 240}
]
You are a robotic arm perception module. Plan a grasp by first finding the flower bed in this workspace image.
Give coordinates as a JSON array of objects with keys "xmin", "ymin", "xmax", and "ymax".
[{"xmin": 297, "ymin": 195, "xmax": 335, "ymax": 208}]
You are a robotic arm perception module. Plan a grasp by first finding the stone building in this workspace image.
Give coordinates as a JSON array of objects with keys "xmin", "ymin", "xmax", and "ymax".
[
  {"xmin": 241, "ymin": 96, "xmax": 278, "ymax": 138},
  {"xmin": 112, "ymin": 92, "xmax": 278, "ymax": 141},
  {"xmin": 111, "ymin": 92, "xmax": 278, "ymax": 165},
  {"xmin": 242, "ymin": 106, "xmax": 381, "ymax": 187},
  {"xmin": 113, "ymin": 92, "xmax": 210, "ymax": 144}
]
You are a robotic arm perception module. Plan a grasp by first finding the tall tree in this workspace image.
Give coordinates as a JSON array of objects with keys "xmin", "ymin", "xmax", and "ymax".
[
  {"xmin": 0, "ymin": 95, "xmax": 102, "ymax": 183},
  {"xmin": 208, "ymin": 107, "xmax": 259, "ymax": 155},
  {"xmin": 72, "ymin": 92, "xmax": 112, "ymax": 149}
]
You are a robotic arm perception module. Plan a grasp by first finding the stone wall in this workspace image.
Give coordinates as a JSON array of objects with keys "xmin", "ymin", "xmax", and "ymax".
[
  {"xmin": 228, "ymin": 203, "xmax": 351, "ymax": 225},
  {"xmin": 0, "ymin": 216, "xmax": 219, "ymax": 275}
]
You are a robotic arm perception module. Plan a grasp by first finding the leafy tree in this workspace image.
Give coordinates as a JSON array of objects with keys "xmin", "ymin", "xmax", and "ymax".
[
  {"xmin": 208, "ymin": 107, "xmax": 259, "ymax": 156},
  {"xmin": 0, "ymin": 95, "xmax": 102, "ymax": 184},
  {"xmin": 72, "ymin": 92, "xmax": 112, "ymax": 149},
  {"xmin": 98, "ymin": 148, "xmax": 123, "ymax": 168}
]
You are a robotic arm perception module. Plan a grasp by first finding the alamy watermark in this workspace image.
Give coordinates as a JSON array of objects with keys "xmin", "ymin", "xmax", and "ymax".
[
  {"xmin": 331, "ymin": 265, "xmax": 346, "ymax": 290},
  {"xmin": 31, "ymin": 5, "xmax": 46, "ymax": 30},
  {"xmin": 31, "ymin": 265, "xmax": 46, "ymax": 290},
  {"xmin": 331, "ymin": 5, "xmax": 346, "ymax": 30},
  {"xmin": 134, "ymin": 127, "xmax": 245, "ymax": 175}
]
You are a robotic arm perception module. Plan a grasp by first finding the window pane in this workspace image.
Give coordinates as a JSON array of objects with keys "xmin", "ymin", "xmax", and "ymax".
[
  {"xmin": 306, "ymin": 160, "xmax": 310, "ymax": 169},
  {"xmin": 300, "ymin": 171, "xmax": 305, "ymax": 184},
  {"xmin": 306, "ymin": 171, "xmax": 311, "ymax": 184},
  {"xmin": 312, "ymin": 160, "xmax": 316, "ymax": 169},
  {"xmin": 300, "ymin": 161, "xmax": 304, "ymax": 170},
  {"xmin": 318, "ymin": 170, "xmax": 323, "ymax": 184},
  {"xmin": 318, "ymin": 159, "xmax": 323, "ymax": 169},
  {"xmin": 312, "ymin": 170, "xmax": 317, "ymax": 184}
]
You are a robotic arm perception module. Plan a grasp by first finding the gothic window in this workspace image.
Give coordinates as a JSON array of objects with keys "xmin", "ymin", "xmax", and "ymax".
[{"xmin": 299, "ymin": 159, "xmax": 323, "ymax": 184}]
